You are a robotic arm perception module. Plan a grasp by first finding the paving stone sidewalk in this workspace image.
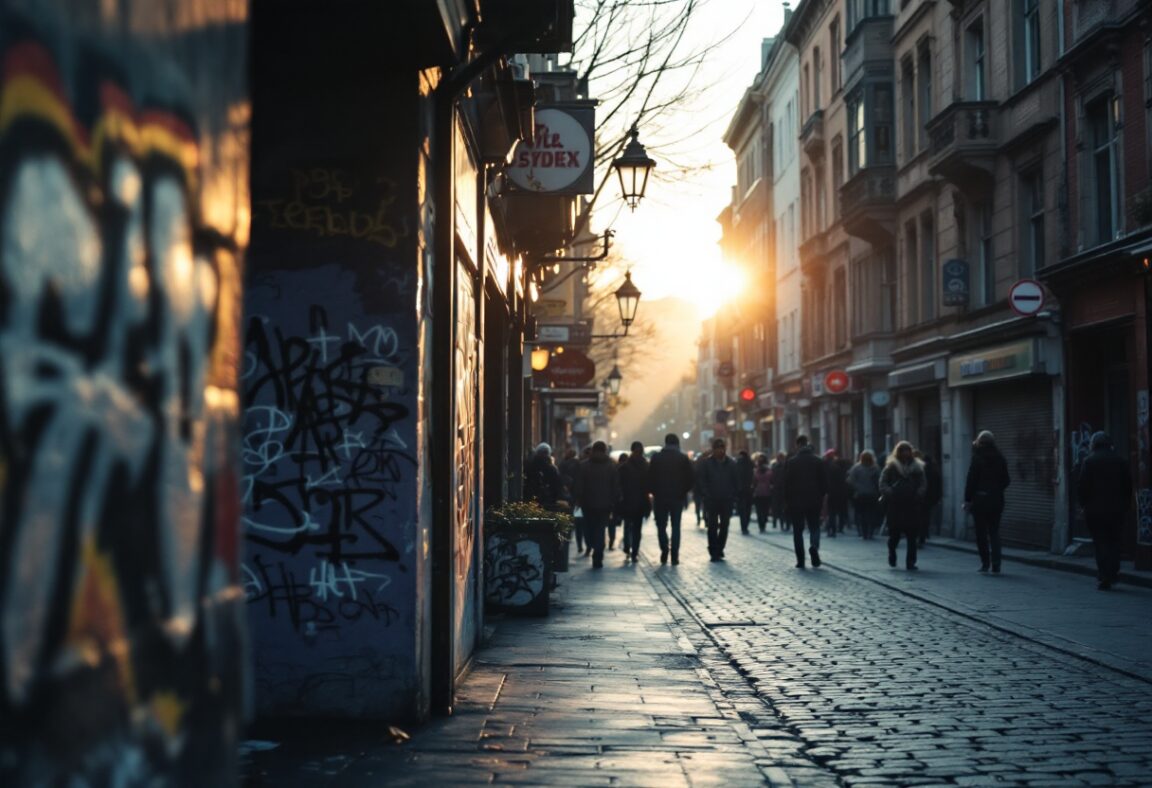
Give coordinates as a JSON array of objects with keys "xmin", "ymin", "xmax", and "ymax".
[{"xmin": 242, "ymin": 546, "xmax": 815, "ymax": 787}]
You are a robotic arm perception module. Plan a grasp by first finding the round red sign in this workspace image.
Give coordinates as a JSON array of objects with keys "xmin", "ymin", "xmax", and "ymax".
[
  {"xmin": 739, "ymin": 387, "xmax": 756, "ymax": 402},
  {"xmin": 547, "ymin": 350, "xmax": 596, "ymax": 388},
  {"xmin": 824, "ymin": 370, "xmax": 850, "ymax": 394}
]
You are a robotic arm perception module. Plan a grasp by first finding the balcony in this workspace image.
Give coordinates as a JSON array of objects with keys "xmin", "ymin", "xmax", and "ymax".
[
  {"xmin": 798, "ymin": 229, "xmax": 827, "ymax": 275},
  {"xmin": 801, "ymin": 110, "xmax": 825, "ymax": 161},
  {"xmin": 840, "ymin": 165, "xmax": 895, "ymax": 245},
  {"xmin": 926, "ymin": 101, "xmax": 1000, "ymax": 194}
]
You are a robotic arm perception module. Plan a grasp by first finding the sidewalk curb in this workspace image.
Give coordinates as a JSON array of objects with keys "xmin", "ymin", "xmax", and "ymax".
[{"xmin": 925, "ymin": 538, "xmax": 1152, "ymax": 589}]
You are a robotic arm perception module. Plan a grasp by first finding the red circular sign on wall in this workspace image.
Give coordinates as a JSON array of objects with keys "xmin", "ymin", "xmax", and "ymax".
[
  {"xmin": 824, "ymin": 370, "xmax": 850, "ymax": 394},
  {"xmin": 547, "ymin": 350, "xmax": 596, "ymax": 388},
  {"xmin": 739, "ymin": 387, "xmax": 756, "ymax": 402}
]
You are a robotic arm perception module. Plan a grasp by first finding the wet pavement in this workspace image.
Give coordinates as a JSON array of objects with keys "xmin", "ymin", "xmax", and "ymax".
[{"xmin": 243, "ymin": 518, "xmax": 1152, "ymax": 786}]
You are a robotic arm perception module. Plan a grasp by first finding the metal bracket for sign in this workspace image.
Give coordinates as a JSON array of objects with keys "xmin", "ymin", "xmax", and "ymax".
[{"xmin": 537, "ymin": 230, "xmax": 613, "ymax": 265}]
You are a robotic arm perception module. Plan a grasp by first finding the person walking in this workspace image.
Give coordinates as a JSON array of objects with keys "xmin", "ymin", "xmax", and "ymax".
[
  {"xmin": 618, "ymin": 441, "xmax": 651, "ymax": 565},
  {"xmin": 648, "ymin": 433, "xmax": 695, "ymax": 565},
  {"xmin": 609, "ymin": 452, "xmax": 628, "ymax": 551},
  {"xmin": 693, "ymin": 448, "xmax": 711, "ymax": 526},
  {"xmin": 752, "ymin": 454, "xmax": 773, "ymax": 533},
  {"xmin": 735, "ymin": 449, "xmax": 755, "ymax": 534},
  {"xmin": 1077, "ymin": 431, "xmax": 1132, "ymax": 590},
  {"xmin": 824, "ymin": 449, "xmax": 851, "ymax": 537},
  {"xmin": 918, "ymin": 452, "xmax": 942, "ymax": 547},
  {"xmin": 880, "ymin": 441, "xmax": 926, "ymax": 570},
  {"xmin": 525, "ymin": 443, "xmax": 563, "ymax": 509},
  {"xmin": 558, "ymin": 448, "xmax": 583, "ymax": 552},
  {"xmin": 848, "ymin": 450, "xmax": 881, "ymax": 539},
  {"xmin": 770, "ymin": 451, "xmax": 789, "ymax": 530},
  {"xmin": 699, "ymin": 438, "xmax": 740, "ymax": 562},
  {"xmin": 784, "ymin": 435, "xmax": 827, "ymax": 568},
  {"xmin": 964, "ymin": 430, "xmax": 1011, "ymax": 574},
  {"xmin": 574, "ymin": 441, "xmax": 621, "ymax": 569}
]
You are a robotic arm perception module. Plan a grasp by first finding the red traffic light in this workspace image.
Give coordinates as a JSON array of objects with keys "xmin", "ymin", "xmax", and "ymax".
[{"xmin": 739, "ymin": 387, "xmax": 756, "ymax": 402}]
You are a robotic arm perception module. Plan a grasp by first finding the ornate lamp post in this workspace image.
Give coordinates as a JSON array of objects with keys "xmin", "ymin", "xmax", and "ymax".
[{"xmin": 612, "ymin": 125, "xmax": 656, "ymax": 211}]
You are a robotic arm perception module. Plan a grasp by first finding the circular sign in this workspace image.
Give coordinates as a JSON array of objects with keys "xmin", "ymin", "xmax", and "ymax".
[
  {"xmin": 507, "ymin": 109, "xmax": 592, "ymax": 193},
  {"xmin": 870, "ymin": 390, "xmax": 891, "ymax": 408},
  {"xmin": 1008, "ymin": 278, "xmax": 1046, "ymax": 316},
  {"xmin": 546, "ymin": 349, "xmax": 596, "ymax": 388},
  {"xmin": 717, "ymin": 361, "xmax": 734, "ymax": 378},
  {"xmin": 824, "ymin": 370, "xmax": 850, "ymax": 394},
  {"xmin": 739, "ymin": 387, "xmax": 756, "ymax": 402},
  {"xmin": 742, "ymin": 419, "xmax": 756, "ymax": 432}
]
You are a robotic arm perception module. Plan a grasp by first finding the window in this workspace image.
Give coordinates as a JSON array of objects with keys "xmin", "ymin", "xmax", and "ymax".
[
  {"xmin": 834, "ymin": 267, "xmax": 848, "ymax": 349},
  {"xmin": 917, "ymin": 43, "xmax": 932, "ymax": 152},
  {"xmin": 1087, "ymin": 95, "xmax": 1120, "ymax": 245},
  {"xmin": 920, "ymin": 211, "xmax": 936, "ymax": 321},
  {"xmin": 881, "ymin": 250, "xmax": 896, "ymax": 332},
  {"xmin": 848, "ymin": 96, "xmax": 866, "ymax": 173},
  {"xmin": 803, "ymin": 63, "xmax": 811, "ymax": 118},
  {"xmin": 829, "ymin": 19, "xmax": 841, "ymax": 93},
  {"xmin": 1016, "ymin": 0, "xmax": 1041, "ymax": 87},
  {"xmin": 814, "ymin": 47, "xmax": 823, "ymax": 110},
  {"xmin": 848, "ymin": 0, "xmax": 890, "ymax": 33},
  {"xmin": 901, "ymin": 56, "xmax": 916, "ymax": 162},
  {"xmin": 874, "ymin": 85, "xmax": 894, "ymax": 164},
  {"xmin": 831, "ymin": 138, "xmax": 844, "ymax": 218},
  {"xmin": 975, "ymin": 200, "xmax": 994, "ymax": 306},
  {"xmin": 816, "ymin": 165, "xmax": 826, "ymax": 230},
  {"xmin": 1020, "ymin": 169, "xmax": 1045, "ymax": 274},
  {"xmin": 801, "ymin": 169, "xmax": 812, "ymax": 238},
  {"xmin": 966, "ymin": 20, "xmax": 986, "ymax": 100},
  {"xmin": 904, "ymin": 220, "xmax": 919, "ymax": 326}
]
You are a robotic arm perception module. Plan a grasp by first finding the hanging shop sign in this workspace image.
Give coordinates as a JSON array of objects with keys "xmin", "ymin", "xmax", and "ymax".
[
  {"xmin": 547, "ymin": 349, "xmax": 596, "ymax": 388},
  {"xmin": 507, "ymin": 106, "xmax": 595, "ymax": 195},
  {"xmin": 942, "ymin": 259, "xmax": 969, "ymax": 307}
]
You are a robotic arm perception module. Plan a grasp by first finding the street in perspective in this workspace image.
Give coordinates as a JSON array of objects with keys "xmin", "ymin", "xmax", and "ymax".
[{"xmin": 4, "ymin": 0, "xmax": 1152, "ymax": 786}]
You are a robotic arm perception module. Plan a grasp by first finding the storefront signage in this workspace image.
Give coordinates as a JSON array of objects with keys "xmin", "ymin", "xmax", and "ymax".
[
  {"xmin": 536, "ymin": 321, "xmax": 590, "ymax": 346},
  {"xmin": 824, "ymin": 370, "xmax": 850, "ymax": 394},
  {"xmin": 533, "ymin": 298, "xmax": 568, "ymax": 317},
  {"xmin": 507, "ymin": 107, "xmax": 595, "ymax": 195},
  {"xmin": 942, "ymin": 259, "xmax": 969, "ymax": 307},
  {"xmin": 947, "ymin": 339, "xmax": 1037, "ymax": 387},
  {"xmin": 547, "ymin": 349, "xmax": 596, "ymax": 388},
  {"xmin": 870, "ymin": 390, "xmax": 891, "ymax": 408}
]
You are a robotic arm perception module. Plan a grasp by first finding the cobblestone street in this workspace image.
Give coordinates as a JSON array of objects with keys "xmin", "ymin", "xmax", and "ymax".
[{"xmin": 245, "ymin": 516, "xmax": 1152, "ymax": 786}]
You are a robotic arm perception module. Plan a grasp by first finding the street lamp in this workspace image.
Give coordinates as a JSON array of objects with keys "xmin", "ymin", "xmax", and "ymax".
[
  {"xmin": 607, "ymin": 364, "xmax": 623, "ymax": 395},
  {"xmin": 612, "ymin": 125, "xmax": 656, "ymax": 211},
  {"xmin": 530, "ymin": 347, "xmax": 550, "ymax": 371},
  {"xmin": 615, "ymin": 271, "xmax": 642, "ymax": 327}
]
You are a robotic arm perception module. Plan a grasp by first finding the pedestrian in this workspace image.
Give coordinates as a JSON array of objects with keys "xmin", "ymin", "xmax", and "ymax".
[
  {"xmin": 848, "ymin": 450, "xmax": 881, "ymax": 539},
  {"xmin": 783, "ymin": 435, "xmax": 827, "ymax": 568},
  {"xmin": 574, "ymin": 441, "xmax": 621, "ymax": 569},
  {"xmin": 771, "ymin": 451, "xmax": 788, "ymax": 530},
  {"xmin": 880, "ymin": 441, "xmax": 926, "ymax": 570},
  {"xmin": 752, "ymin": 453, "xmax": 773, "ymax": 533},
  {"xmin": 699, "ymin": 438, "xmax": 739, "ymax": 562},
  {"xmin": 917, "ymin": 451, "xmax": 942, "ymax": 547},
  {"xmin": 648, "ymin": 433, "xmax": 695, "ymax": 565},
  {"xmin": 693, "ymin": 448, "xmax": 711, "ymax": 527},
  {"xmin": 619, "ymin": 441, "xmax": 651, "ymax": 565},
  {"xmin": 735, "ymin": 449, "xmax": 755, "ymax": 534},
  {"xmin": 524, "ymin": 442, "xmax": 563, "ymax": 509},
  {"xmin": 963, "ymin": 430, "xmax": 1011, "ymax": 574},
  {"xmin": 824, "ymin": 448, "xmax": 851, "ymax": 537},
  {"xmin": 1076, "ymin": 431, "xmax": 1132, "ymax": 590},
  {"xmin": 610, "ymin": 452, "xmax": 628, "ymax": 551}
]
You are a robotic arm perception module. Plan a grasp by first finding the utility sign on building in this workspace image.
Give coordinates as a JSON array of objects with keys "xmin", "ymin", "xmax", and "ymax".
[
  {"xmin": 1009, "ymin": 279, "xmax": 1046, "ymax": 316},
  {"xmin": 507, "ymin": 106, "xmax": 595, "ymax": 194}
]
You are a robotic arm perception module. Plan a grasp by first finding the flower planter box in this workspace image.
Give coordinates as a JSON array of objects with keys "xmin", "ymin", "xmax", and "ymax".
[{"xmin": 484, "ymin": 518, "xmax": 555, "ymax": 616}]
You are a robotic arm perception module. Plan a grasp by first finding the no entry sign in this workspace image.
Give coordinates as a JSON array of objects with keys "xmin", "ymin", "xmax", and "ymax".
[{"xmin": 1008, "ymin": 279, "xmax": 1046, "ymax": 316}]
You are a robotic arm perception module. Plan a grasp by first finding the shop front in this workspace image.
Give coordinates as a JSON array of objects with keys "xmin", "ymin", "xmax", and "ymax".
[{"xmin": 947, "ymin": 338, "xmax": 1063, "ymax": 551}]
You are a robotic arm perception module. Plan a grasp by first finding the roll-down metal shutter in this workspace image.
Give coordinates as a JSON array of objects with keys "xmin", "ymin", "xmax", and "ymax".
[{"xmin": 972, "ymin": 379, "xmax": 1055, "ymax": 549}]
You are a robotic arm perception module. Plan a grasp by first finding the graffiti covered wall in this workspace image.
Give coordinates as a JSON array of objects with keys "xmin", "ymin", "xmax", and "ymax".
[
  {"xmin": 0, "ymin": 3, "xmax": 248, "ymax": 785},
  {"xmin": 246, "ymin": 21, "xmax": 425, "ymax": 717}
]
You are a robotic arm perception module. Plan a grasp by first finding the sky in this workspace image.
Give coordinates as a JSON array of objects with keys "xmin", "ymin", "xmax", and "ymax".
[{"xmin": 580, "ymin": 0, "xmax": 788, "ymax": 441}]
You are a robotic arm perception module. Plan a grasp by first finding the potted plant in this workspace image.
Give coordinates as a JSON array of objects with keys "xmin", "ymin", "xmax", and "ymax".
[{"xmin": 483, "ymin": 501, "xmax": 573, "ymax": 615}]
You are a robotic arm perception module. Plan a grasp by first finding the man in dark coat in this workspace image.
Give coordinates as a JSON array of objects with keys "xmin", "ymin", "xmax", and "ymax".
[
  {"xmin": 784, "ymin": 435, "xmax": 827, "ymax": 568},
  {"xmin": 693, "ymin": 448, "xmax": 711, "ymax": 526},
  {"xmin": 574, "ymin": 441, "xmax": 621, "ymax": 569},
  {"xmin": 824, "ymin": 449, "xmax": 851, "ymax": 537},
  {"xmin": 964, "ymin": 430, "xmax": 1011, "ymax": 573},
  {"xmin": 1077, "ymin": 431, "xmax": 1132, "ymax": 590},
  {"xmin": 525, "ymin": 443, "xmax": 563, "ymax": 509},
  {"xmin": 618, "ymin": 441, "xmax": 651, "ymax": 564},
  {"xmin": 699, "ymin": 438, "xmax": 739, "ymax": 562},
  {"xmin": 735, "ymin": 450, "xmax": 755, "ymax": 534},
  {"xmin": 648, "ymin": 433, "xmax": 695, "ymax": 565},
  {"xmin": 918, "ymin": 453, "xmax": 943, "ymax": 547}
]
